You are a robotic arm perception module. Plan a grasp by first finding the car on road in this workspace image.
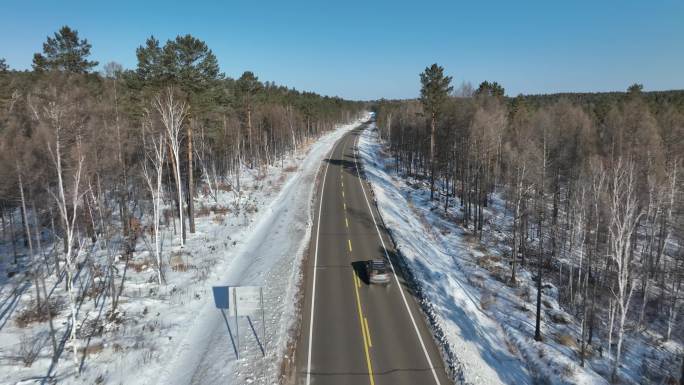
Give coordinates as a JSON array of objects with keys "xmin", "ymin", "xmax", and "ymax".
[{"xmin": 367, "ymin": 259, "xmax": 391, "ymax": 285}]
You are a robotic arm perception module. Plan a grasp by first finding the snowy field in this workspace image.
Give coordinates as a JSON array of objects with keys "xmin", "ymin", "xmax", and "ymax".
[
  {"xmin": 0, "ymin": 114, "xmax": 368, "ymax": 385},
  {"xmin": 357, "ymin": 122, "xmax": 682, "ymax": 385}
]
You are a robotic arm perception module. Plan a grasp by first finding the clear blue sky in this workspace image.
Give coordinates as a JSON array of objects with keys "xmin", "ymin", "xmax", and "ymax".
[{"xmin": 1, "ymin": 0, "xmax": 683, "ymax": 100}]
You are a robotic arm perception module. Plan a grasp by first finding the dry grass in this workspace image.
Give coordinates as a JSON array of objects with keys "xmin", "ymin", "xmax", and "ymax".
[
  {"xmin": 476, "ymin": 255, "xmax": 501, "ymax": 270},
  {"xmin": 467, "ymin": 274, "xmax": 486, "ymax": 289},
  {"xmin": 213, "ymin": 205, "xmax": 231, "ymax": 215},
  {"xmin": 218, "ymin": 182, "xmax": 233, "ymax": 192},
  {"xmin": 195, "ymin": 204, "xmax": 211, "ymax": 217},
  {"xmin": 15, "ymin": 300, "xmax": 60, "ymax": 328},
  {"xmin": 284, "ymin": 165, "xmax": 298, "ymax": 172},
  {"xmin": 212, "ymin": 214, "xmax": 225, "ymax": 225},
  {"xmin": 505, "ymin": 338, "xmax": 519, "ymax": 356},
  {"xmin": 78, "ymin": 342, "xmax": 104, "ymax": 356},
  {"xmin": 129, "ymin": 259, "xmax": 152, "ymax": 273},
  {"xmin": 556, "ymin": 333, "xmax": 578, "ymax": 348},
  {"xmin": 549, "ymin": 310, "xmax": 570, "ymax": 324},
  {"xmin": 170, "ymin": 251, "xmax": 193, "ymax": 272}
]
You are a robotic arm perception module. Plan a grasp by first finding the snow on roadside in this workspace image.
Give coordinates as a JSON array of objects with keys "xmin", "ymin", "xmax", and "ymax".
[
  {"xmin": 358, "ymin": 121, "xmax": 614, "ymax": 385},
  {"xmin": 0, "ymin": 114, "xmax": 368, "ymax": 385}
]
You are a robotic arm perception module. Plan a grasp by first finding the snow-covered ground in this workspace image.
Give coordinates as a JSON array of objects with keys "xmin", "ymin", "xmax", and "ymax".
[
  {"xmin": 357, "ymin": 122, "xmax": 682, "ymax": 385},
  {"xmin": 0, "ymin": 113, "xmax": 369, "ymax": 385}
]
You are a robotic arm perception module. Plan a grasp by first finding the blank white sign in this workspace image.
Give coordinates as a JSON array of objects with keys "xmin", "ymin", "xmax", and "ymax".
[{"xmin": 229, "ymin": 286, "xmax": 262, "ymax": 317}]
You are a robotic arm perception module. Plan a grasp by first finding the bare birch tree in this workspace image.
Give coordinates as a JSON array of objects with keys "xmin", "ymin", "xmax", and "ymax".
[
  {"xmin": 608, "ymin": 158, "xmax": 643, "ymax": 381},
  {"xmin": 43, "ymin": 99, "xmax": 87, "ymax": 373},
  {"xmin": 154, "ymin": 88, "xmax": 188, "ymax": 246},
  {"xmin": 142, "ymin": 110, "xmax": 166, "ymax": 284}
]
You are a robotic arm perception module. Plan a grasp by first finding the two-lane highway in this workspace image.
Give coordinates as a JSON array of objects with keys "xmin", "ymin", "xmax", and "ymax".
[{"xmin": 295, "ymin": 121, "xmax": 451, "ymax": 385}]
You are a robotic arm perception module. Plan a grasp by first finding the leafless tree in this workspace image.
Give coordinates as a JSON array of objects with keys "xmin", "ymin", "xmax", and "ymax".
[
  {"xmin": 607, "ymin": 158, "xmax": 643, "ymax": 382},
  {"xmin": 142, "ymin": 110, "xmax": 166, "ymax": 284},
  {"xmin": 154, "ymin": 87, "xmax": 188, "ymax": 247}
]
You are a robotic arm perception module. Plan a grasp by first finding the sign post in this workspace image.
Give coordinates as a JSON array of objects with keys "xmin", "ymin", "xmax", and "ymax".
[
  {"xmin": 212, "ymin": 285, "xmax": 266, "ymax": 359},
  {"xmin": 233, "ymin": 287, "xmax": 239, "ymax": 359},
  {"xmin": 260, "ymin": 287, "xmax": 266, "ymax": 351}
]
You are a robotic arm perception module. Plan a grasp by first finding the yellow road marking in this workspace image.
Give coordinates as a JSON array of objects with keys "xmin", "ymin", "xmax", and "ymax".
[
  {"xmin": 345, "ymin": 217, "xmax": 349, "ymax": 228},
  {"xmin": 364, "ymin": 317, "xmax": 373, "ymax": 347},
  {"xmin": 343, "ymin": 202, "xmax": 346, "ymax": 211},
  {"xmin": 348, "ymin": 239, "xmax": 353, "ymax": 252},
  {"xmin": 352, "ymin": 270, "xmax": 375, "ymax": 385},
  {"xmin": 342, "ymin": 190, "xmax": 345, "ymax": 198}
]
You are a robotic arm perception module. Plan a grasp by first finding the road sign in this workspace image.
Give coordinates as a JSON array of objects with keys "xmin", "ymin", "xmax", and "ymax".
[
  {"xmin": 212, "ymin": 286, "xmax": 230, "ymax": 309},
  {"xmin": 211, "ymin": 285, "xmax": 266, "ymax": 358},
  {"xmin": 229, "ymin": 286, "xmax": 262, "ymax": 317}
]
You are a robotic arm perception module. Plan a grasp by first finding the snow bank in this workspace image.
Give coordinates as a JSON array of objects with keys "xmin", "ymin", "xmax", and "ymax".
[{"xmin": 357, "ymin": 123, "xmax": 533, "ymax": 385}]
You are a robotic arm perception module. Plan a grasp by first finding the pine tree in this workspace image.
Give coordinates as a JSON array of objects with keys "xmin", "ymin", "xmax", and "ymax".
[
  {"xmin": 236, "ymin": 71, "xmax": 263, "ymax": 163},
  {"xmin": 419, "ymin": 63, "xmax": 453, "ymax": 200},
  {"xmin": 475, "ymin": 81, "xmax": 505, "ymax": 98},
  {"xmin": 0, "ymin": 58, "xmax": 8, "ymax": 72},
  {"xmin": 32, "ymin": 26, "xmax": 98, "ymax": 73}
]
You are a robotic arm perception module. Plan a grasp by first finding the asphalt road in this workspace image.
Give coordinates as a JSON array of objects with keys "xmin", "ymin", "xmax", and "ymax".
[{"xmin": 295, "ymin": 121, "xmax": 452, "ymax": 385}]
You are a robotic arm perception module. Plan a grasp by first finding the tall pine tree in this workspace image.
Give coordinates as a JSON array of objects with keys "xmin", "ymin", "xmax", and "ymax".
[
  {"xmin": 32, "ymin": 26, "xmax": 98, "ymax": 73},
  {"xmin": 420, "ymin": 63, "xmax": 453, "ymax": 200}
]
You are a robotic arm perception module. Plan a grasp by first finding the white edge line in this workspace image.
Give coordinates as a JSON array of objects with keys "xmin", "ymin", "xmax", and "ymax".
[
  {"xmin": 352, "ymin": 129, "xmax": 442, "ymax": 385},
  {"xmin": 306, "ymin": 132, "xmax": 344, "ymax": 385}
]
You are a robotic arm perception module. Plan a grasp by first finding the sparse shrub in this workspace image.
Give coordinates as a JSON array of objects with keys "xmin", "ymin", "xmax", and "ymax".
[
  {"xmin": 284, "ymin": 165, "xmax": 297, "ymax": 172},
  {"xmin": 244, "ymin": 203, "xmax": 258, "ymax": 214},
  {"xmin": 170, "ymin": 251, "xmax": 192, "ymax": 272},
  {"xmin": 480, "ymin": 291, "xmax": 497, "ymax": 310},
  {"xmin": 560, "ymin": 363, "xmax": 575, "ymax": 379},
  {"xmin": 212, "ymin": 214, "xmax": 225, "ymax": 225},
  {"xmin": 519, "ymin": 285, "xmax": 534, "ymax": 303},
  {"xmin": 15, "ymin": 300, "xmax": 61, "ymax": 328},
  {"xmin": 548, "ymin": 310, "xmax": 570, "ymax": 324},
  {"xmin": 16, "ymin": 333, "xmax": 45, "ymax": 367}
]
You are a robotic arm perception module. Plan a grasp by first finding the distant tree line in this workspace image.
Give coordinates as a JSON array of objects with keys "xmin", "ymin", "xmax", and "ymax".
[
  {"xmin": 0, "ymin": 26, "xmax": 363, "ymax": 370},
  {"xmin": 374, "ymin": 64, "xmax": 683, "ymax": 383}
]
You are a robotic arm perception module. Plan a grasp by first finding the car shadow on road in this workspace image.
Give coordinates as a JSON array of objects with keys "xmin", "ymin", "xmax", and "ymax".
[{"xmin": 350, "ymin": 260, "xmax": 369, "ymax": 285}]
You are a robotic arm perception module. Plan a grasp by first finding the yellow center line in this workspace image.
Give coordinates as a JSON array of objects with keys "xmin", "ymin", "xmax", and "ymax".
[
  {"xmin": 342, "ymin": 190, "xmax": 345, "ymax": 198},
  {"xmin": 364, "ymin": 317, "xmax": 373, "ymax": 347},
  {"xmin": 348, "ymin": 239, "xmax": 353, "ymax": 252},
  {"xmin": 352, "ymin": 270, "xmax": 375, "ymax": 385},
  {"xmin": 345, "ymin": 217, "xmax": 349, "ymax": 228},
  {"xmin": 343, "ymin": 202, "xmax": 347, "ymax": 211}
]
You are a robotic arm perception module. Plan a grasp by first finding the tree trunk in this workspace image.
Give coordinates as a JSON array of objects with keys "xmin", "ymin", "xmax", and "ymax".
[
  {"xmin": 187, "ymin": 120, "xmax": 195, "ymax": 234},
  {"xmin": 430, "ymin": 112, "xmax": 436, "ymax": 201}
]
